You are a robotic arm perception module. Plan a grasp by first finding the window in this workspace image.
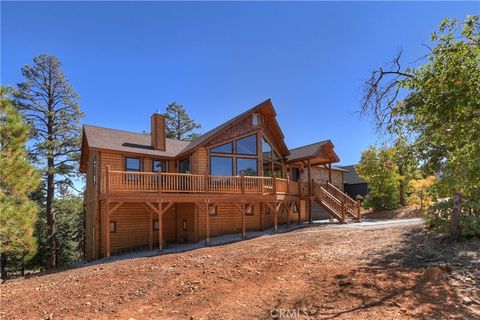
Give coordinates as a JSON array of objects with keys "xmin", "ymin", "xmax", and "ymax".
[
  {"xmin": 210, "ymin": 156, "xmax": 233, "ymax": 176},
  {"xmin": 262, "ymin": 138, "xmax": 272, "ymax": 160},
  {"xmin": 246, "ymin": 204, "xmax": 254, "ymax": 215},
  {"xmin": 125, "ymin": 157, "xmax": 141, "ymax": 172},
  {"xmin": 109, "ymin": 221, "xmax": 116, "ymax": 233},
  {"xmin": 153, "ymin": 219, "xmax": 159, "ymax": 230},
  {"xmin": 236, "ymin": 158, "xmax": 257, "ymax": 176},
  {"xmin": 178, "ymin": 158, "xmax": 190, "ymax": 173},
  {"xmin": 291, "ymin": 167, "xmax": 300, "ymax": 182},
  {"xmin": 153, "ymin": 160, "xmax": 167, "ymax": 173},
  {"xmin": 262, "ymin": 137, "xmax": 283, "ymax": 178},
  {"xmin": 292, "ymin": 203, "xmax": 299, "ymax": 213},
  {"xmin": 252, "ymin": 114, "xmax": 262, "ymax": 126},
  {"xmin": 236, "ymin": 134, "xmax": 257, "ymax": 155},
  {"xmin": 209, "ymin": 205, "xmax": 217, "ymax": 216},
  {"xmin": 211, "ymin": 142, "xmax": 233, "ymax": 154}
]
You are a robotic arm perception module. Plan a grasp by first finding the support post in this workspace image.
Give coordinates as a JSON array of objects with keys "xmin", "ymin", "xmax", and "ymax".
[
  {"xmin": 158, "ymin": 171, "xmax": 162, "ymax": 194},
  {"xmin": 205, "ymin": 201, "xmax": 210, "ymax": 245},
  {"xmin": 356, "ymin": 199, "xmax": 361, "ymax": 221},
  {"xmin": 158, "ymin": 200, "xmax": 163, "ymax": 250},
  {"xmin": 273, "ymin": 175, "xmax": 277, "ymax": 195},
  {"xmin": 105, "ymin": 198, "xmax": 110, "ymax": 258},
  {"xmin": 341, "ymin": 199, "xmax": 345, "ymax": 224},
  {"xmin": 328, "ymin": 163, "xmax": 332, "ymax": 184},
  {"xmin": 273, "ymin": 202, "xmax": 278, "ymax": 232},
  {"xmin": 286, "ymin": 202, "xmax": 290, "ymax": 228},
  {"xmin": 106, "ymin": 165, "xmax": 111, "ymax": 193},
  {"xmin": 241, "ymin": 201, "xmax": 246, "ymax": 239},
  {"xmin": 204, "ymin": 173, "xmax": 209, "ymax": 192},
  {"xmin": 148, "ymin": 210, "xmax": 153, "ymax": 250},
  {"xmin": 297, "ymin": 202, "xmax": 301, "ymax": 224},
  {"xmin": 241, "ymin": 173, "xmax": 245, "ymax": 194},
  {"xmin": 307, "ymin": 160, "xmax": 312, "ymax": 224}
]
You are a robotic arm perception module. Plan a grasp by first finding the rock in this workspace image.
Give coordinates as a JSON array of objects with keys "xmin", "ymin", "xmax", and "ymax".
[{"xmin": 463, "ymin": 297, "xmax": 473, "ymax": 305}]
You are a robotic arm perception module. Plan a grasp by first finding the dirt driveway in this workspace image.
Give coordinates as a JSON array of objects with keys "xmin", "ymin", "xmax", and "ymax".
[{"xmin": 1, "ymin": 221, "xmax": 479, "ymax": 319}]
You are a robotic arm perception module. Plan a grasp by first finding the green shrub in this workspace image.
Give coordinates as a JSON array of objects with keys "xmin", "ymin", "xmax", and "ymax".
[{"xmin": 426, "ymin": 199, "xmax": 480, "ymax": 239}]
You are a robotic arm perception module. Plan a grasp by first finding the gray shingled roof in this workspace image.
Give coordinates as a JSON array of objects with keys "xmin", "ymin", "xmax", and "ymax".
[
  {"xmin": 339, "ymin": 165, "xmax": 367, "ymax": 184},
  {"xmin": 286, "ymin": 140, "xmax": 330, "ymax": 162},
  {"xmin": 83, "ymin": 125, "xmax": 190, "ymax": 158}
]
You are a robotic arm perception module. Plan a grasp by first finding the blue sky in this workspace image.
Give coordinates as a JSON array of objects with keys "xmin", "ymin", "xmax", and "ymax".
[{"xmin": 1, "ymin": 1, "xmax": 478, "ymax": 166}]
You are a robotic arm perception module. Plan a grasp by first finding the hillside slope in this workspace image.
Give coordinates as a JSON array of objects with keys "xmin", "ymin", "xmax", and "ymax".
[{"xmin": 1, "ymin": 223, "xmax": 478, "ymax": 319}]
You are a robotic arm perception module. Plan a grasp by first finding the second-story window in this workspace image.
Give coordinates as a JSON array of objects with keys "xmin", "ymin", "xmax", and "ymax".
[
  {"xmin": 178, "ymin": 158, "xmax": 190, "ymax": 174},
  {"xmin": 153, "ymin": 160, "xmax": 167, "ymax": 173},
  {"xmin": 125, "ymin": 157, "xmax": 141, "ymax": 172}
]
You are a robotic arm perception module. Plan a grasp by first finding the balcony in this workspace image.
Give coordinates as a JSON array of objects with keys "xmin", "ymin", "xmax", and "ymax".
[{"xmin": 100, "ymin": 168, "xmax": 303, "ymax": 196}]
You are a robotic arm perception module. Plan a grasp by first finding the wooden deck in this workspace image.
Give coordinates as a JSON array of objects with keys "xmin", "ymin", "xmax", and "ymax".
[{"xmin": 101, "ymin": 166, "xmax": 303, "ymax": 197}]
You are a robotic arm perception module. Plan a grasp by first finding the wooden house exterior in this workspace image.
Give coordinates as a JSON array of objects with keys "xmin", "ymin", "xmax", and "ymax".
[{"xmin": 80, "ymin": 99, "xmax": 360, "ymax": 261}]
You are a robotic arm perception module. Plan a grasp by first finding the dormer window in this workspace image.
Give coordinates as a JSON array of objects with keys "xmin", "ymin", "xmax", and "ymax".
[{"xmin": 252, "ymin": 114, "xmax": 262, "ymax": 126}]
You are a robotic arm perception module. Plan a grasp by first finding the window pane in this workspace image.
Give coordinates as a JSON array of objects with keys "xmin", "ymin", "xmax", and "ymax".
[
  {"xmin": 210, "ymin": 156, "xmax": 233, "ymax": 176},
  {"xmin": 236, "ymin": 134, "xmax": 257, "ymax": 155},
  {"xmin": 178, "ymin": 158, "xmax": 190, "ymax": 173},
  {"xmin": 211, "ymin": 142, "xmax": 233, "ymax": 154},
  {"xmin": 237, "ymin": 158, "xmax": 257, "ymax": 176},
  {"xmin": 262, "ymin": 138, "xmax": 272, "ymax": 160},
  {"xmin": 126, "ymin": 158, "xmax": 140, "ymax": 172},
  {"xmin": 153, "ymin": 160, "xmax": 167, "ymax": 172},
  {"xmin": 263, "ymin": 160, "xmax": 272, "ymax": 177},
  {"xmin": 274, "ymin": 163, "xmax": 283, "ymax": 178}
]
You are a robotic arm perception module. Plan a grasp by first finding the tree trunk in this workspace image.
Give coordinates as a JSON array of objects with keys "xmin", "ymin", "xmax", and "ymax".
[
  {"xmin": 46, "ymin": 169, "xmax": 56, "ymax": 269},
  {"xmin": 451, "ymin": 191, "xmax": 462, "ymax": 240},
  {"xmin": 1, "ymin": 253, "xmax": 7, "ymax": 280}
]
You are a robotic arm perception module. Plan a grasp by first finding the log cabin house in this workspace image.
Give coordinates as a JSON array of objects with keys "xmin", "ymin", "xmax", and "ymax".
[{"xmin": 80, "ymin": 99, "xmax": 361, "ymax": 261}]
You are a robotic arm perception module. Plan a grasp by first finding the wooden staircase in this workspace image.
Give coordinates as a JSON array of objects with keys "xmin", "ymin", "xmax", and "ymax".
[{"xmin": 312, "ymin": 182, "xmax": 361, "ymax": 223}]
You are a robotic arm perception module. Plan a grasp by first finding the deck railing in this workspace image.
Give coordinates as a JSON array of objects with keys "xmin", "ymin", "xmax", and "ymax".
[{"xmin": 101, "ymin": 167, "xmax": 300, "ymax": 196}]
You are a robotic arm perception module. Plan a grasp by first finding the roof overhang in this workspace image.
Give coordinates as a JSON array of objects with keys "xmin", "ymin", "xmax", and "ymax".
[{"xmin": 285, "ymin": 140, "xmax": 340, "ymax": 165}]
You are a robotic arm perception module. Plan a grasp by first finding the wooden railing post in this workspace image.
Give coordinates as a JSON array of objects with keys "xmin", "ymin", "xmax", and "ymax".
[
  {"xmin": 204, "ymin": 173, "xmax": 209, "ymax": 192},
  {"xmin": 272, "ymin": 175, "xmax": 277, "ymax": 195},
  {"xmin": 106, "ymin": 166, "xmax": 111, "ymax": 193},
  {"xmin": 158, "ymin": 171, "xmax": 162, "ymax": 194},
  {"xmin": 241, "ymin": 173, "xmax": 245, "ymax": 194}
]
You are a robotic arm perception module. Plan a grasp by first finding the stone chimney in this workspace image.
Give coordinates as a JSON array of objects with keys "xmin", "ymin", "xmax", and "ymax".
[{"xmin": 151, "ymin": 113, "xmax": 166, "ymax": 151}]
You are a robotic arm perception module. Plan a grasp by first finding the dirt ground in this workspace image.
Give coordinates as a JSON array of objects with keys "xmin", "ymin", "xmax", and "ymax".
[
  {"xmin": 1, "ymin": 223, "xmax": 479, "ymax": 320},
  {"xmin": 362, "ymin": 206, "xmax": 424, "ymax": 219}
]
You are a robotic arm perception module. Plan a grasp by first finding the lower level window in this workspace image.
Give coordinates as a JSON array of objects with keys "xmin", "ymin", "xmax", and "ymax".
[
  {"xmin": 246, "ymin": 204, "xmax": 254, "ymax": 215},
  {"xmin": 153, "ymin": 219, "xmax": 159, "ymax": 230},
  {"xmin": 109, "ymin": 221, "xmax": 116, "ymax": 233}
]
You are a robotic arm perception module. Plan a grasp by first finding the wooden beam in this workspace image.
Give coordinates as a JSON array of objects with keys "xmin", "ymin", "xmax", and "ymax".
[
  {"xmin": 328, "ymin": 163, "xmax": 332, "ymax": 184},
  {"xmin": 163, "ymin": 202, "xmax": 174, "ymax": 212},
  {"xmin": 105, "ymin": 198, "xmax": 110, "ymax": 258},
  {"xmin": 158, "ymin": 200, "xmax": 164, "ymax": 250},
  {"xmin": 109, "ymin": 201, "xmax": 124, "ymax": 214},
  {"xmin": 148, "ymin": 210, "xmax": 153, "ymax": 250},
  {"xmin": 241, "ymin": 201, "xmax": 246, "ymax": 239},
  {"xmin": 307, "ymin": 159, "xmax": 312, "ymax": 224},
  {"xmin": 286, "ymin": 201, "xmax": 291, "ymax": 227},
  {"xmin": 205, "ymin": 201, "xmax": 210, "ymax": 245}
]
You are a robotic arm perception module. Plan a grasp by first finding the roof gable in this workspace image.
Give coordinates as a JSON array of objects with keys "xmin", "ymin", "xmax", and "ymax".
[{"xmin": 177, "ymin": 99, "xmax": 290, "ymax": 157}]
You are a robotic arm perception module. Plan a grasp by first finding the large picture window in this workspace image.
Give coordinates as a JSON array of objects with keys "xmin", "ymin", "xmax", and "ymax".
[
  {"xmin": 237, "ymin": 158, "xmax": 257, "ymax": 176},
  {"xmin": 211, "ymin": 142, "xmax": 233, "ymax": 154},
  {"xmin": 236, "ymin": 134, "xmax": 257, "ymax": 155},
  {"xmin": 210, "ymin": 156, "xmax": 233, "ymax": 176},
  {"xmin": 125, "ymin": 157, "xmax": 141, "ymax": 172},
  {"xmin": 262, "ymin": 138, "xmax": 283, "ymax": 178}
]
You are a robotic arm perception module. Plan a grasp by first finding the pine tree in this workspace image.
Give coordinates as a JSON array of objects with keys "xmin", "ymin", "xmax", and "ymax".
[
  {"xmin": 0, "ymin": 87, "xmax": 40, "ymax": 279},
  {"xmin": 165, "ymin": 102, "xmax": 201, "ymax": 141},
  {"xmin": 14, "ymin": 54, "xmax": 84, "ymax": 269}
]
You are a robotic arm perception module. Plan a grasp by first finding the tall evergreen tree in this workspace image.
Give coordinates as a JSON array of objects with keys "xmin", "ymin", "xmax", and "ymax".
[
  {"xmin": 0, "ymin": 87, "xmax": 40, "ymax": 279},
  {"xmin": 14, "ymin": 54, "xmax": 84, "ymax": 269},
  {"xmin": 164, "ymin": 102, "xmax": 201, "ymax": 141}
]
